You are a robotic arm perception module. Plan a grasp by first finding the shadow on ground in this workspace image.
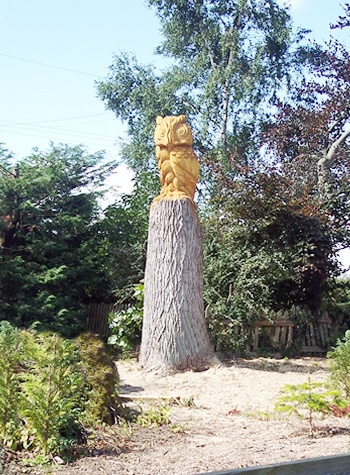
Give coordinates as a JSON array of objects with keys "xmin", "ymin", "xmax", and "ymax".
[{"xmin": 219, "ymin": 356, "xmax": 328, "ymax": 374}]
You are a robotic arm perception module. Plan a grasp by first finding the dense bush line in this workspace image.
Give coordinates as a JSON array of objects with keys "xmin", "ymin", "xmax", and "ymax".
[{"xmin": 0, "ymin": 322, "xmax": 119, "ymax": 464}]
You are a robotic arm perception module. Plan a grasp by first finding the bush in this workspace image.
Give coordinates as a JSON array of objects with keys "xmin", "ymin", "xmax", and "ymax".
[
  {"xmin": 0, "ymin": 323, "xmax": 86, "ymax": 458},
  {"xmin": 108, "ymin": 282, "xmax": 143, "ymax": 352},
  {"xmin": 0, "ymin": 322, "xmax": 121, "ymax": 462},
  {"xmin": 275, "ymin": 378, "xmax": 344, "ymax": 436},
  {"xmin": 77, "ymin": 333, "xmax": 120, "ymax": 425},
  {"xmin": 20, "ymin": 332, "xmax": 85, "ymax": 456},
  {"xmin": 328, "ymin": 330, "xmax": 350, "ymax": 399},
  {"xmin": 0, "ymin": 321, "xmax": 23, "ymax": 449}
]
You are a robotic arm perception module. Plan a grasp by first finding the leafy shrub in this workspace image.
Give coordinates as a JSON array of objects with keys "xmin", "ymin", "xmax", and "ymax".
[
  {"xmin": 275, "ymin": 334, "xmax": 350, "ymax": 438},
  {"xmin": 20, "ymin": 332, "xmax": 84, "ymax": 456},
  {"xmin": 136, "ymin": 405, "xmax": 171, "ymax": 428},
  {"xmin": 108, "ymin": 282, "xmax": 143, "ymax": 352},
  {"xmin": 0, "ymin": 321, "xmax": 23, "ymax": 449},
  {"xmin": 323, "ymin": 278, "xmax": 350, "ymax": 333},
  {"xmin": 0, "ymin": 324, "xmax": 87, "ymax": 458},
  {"xmin": 327, "ymin": 330, "xmax": 350, "ymax": 399},
  {"xmin": 275, "ymin": 378, "xmax": 344, "ymax": 436},
  {"xmin": 77, "ymin": 333, "xmax": 120, "ymax": 425},
  {"xmin": 0, "ymin": 322, "xmax": 121, "ymax": 462}
]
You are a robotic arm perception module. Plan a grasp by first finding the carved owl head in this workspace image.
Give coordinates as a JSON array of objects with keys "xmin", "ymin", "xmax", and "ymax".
[{"xmin": 154, "ymin": 115, "xmax": 193, "ymax": 148}]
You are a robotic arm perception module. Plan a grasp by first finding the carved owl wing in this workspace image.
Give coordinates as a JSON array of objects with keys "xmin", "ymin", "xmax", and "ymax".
[{"xmin": 170, "ymin": 147, "xmax": 199, "ymax": 199}]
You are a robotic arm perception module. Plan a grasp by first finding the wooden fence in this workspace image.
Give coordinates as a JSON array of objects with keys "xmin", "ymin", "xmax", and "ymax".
[
  {"xmin": 85, "ymin": 302, "xmax": 130, "ymax": 339},
  {"xmin": 85, "ymin": 302, "xmax": 335, "ymax": 353},
  {"xmin": 253, "ymin": 311, "xmax": 333, "ymax": 354}
]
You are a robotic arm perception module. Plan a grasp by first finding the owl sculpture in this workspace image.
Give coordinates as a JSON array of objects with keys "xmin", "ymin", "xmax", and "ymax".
[{"xmin": 153, "ymin": 115, "xmax": 199, "ymax": 203}]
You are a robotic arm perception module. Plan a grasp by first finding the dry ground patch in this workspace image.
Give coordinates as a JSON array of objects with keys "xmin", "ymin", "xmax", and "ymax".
[{"xmin": 15, "ymin": 357, "xmax": 350, "ymax": 475}]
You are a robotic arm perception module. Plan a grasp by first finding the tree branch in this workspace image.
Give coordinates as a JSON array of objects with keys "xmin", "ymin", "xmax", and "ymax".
[
  {"xmin": 317, "ymin": 125, "xmax": 350, "ymax": 198},
  {"xmin": 328, "ymin": 109, "xmax": 350, "ymax": 135},
  {"xmin": 326, "ymin": 126, "xmax": 350, "ymax": 162}
]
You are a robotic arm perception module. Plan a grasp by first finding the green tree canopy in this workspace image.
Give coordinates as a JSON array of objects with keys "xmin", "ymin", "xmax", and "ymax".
[
  {"xmin": 96, "ymin": 0, "xmax": 306, "ymax": 186},
  {"xmin": 100, "ymin": 171, "xmax": 153, "ymax": 299},
  {"xmin": 0, "ymin": 144, "xmax": 117, "ymax": 336},
  {"xmin": 96, "ymin": 1, "xmax": 350, "ymax": 352}
]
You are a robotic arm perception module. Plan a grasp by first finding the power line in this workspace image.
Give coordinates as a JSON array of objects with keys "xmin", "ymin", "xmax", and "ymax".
[
  {"xmin": 0, "ymin": 128, "xmax": 118, "ymax": 149},
  {"xmin": 65, "ymin": 117, "xmax": 119, "ymax": 126},
  {"xmin": 0, "ymin": 121, "xmax": 117, "ymax": 140},
  {"xmin": 0, "ymin": 52, "xmax": 100, "ymax": 78},
  {"xmin": 14, "ymin": 113, "xmax": 113, "ymax": 125}
]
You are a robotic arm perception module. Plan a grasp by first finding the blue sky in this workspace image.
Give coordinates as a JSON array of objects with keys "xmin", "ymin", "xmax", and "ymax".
[
  {"xmin": 1, "ymin": 0, "xmax": 349, "ymax": 269},
  {"xmin": 0, "ymin": 0, "xmax": 164, "ymax": 196},
  {"xmin": 0, "ymin": 1, "xmax": 348, "ymax": 155},
  {"xmin": 0, "ymin": 0, "xmax": 348, "ymax": 196}
]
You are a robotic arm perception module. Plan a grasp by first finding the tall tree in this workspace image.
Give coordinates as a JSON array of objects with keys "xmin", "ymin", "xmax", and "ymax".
[
  {"xmin": 263, "ymin": 35, "xmax": 350, "ymax": 254},
  {"xmin": 96, "ymin": 0, "xmax": 317, "ymax": 352},
  {"xmin": 0, "ymin": 144, "xmax": 116, "ymax": 336},
  {"xmin": 148, "ymin": 0, "xmax": 297, "ymax": 150},
  {"xmin": 96, "ymin": 0, "xmax": 305, "ymax": 186}
]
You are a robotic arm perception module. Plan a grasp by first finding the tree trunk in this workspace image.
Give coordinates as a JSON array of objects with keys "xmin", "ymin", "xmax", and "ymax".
[{"xmin": 139, "ymin": 198, "xmax": 213, "ymax": 374}]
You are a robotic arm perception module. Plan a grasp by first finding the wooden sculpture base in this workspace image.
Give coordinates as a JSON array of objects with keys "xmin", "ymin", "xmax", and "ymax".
[{"xmin": 139, "ymin": 199, "xmax": 213, "ymax": 374}]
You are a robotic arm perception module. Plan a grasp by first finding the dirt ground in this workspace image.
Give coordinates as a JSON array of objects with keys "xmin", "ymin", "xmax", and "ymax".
[{"xmin": 9, "ymin": 356, "xmax": 350, "ymax": 475}]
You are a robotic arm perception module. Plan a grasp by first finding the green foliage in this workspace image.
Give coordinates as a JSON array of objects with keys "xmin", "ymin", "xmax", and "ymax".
[
  {"xmin": 328, "ymin": 330, "xmax": 350, "ymax": 399},
  {"xmin": 136, "ymin": 404, "xmax": 171, "ymax": 428},
  {"xmin": 77, "ymin": 333, "xmax": 120, "ymax": 425},
  {"xmin": 0, "ymin": 323, "xmax": 87, "ymax": 457},
  {"xmin": 0, "ymin": 144, "xmax": 117, "ymax": 336},
  {"xmin": 20, "ymin": 332, "xmax": 84, "ymax": 456},
  {"xmin": 0, "ymin": 323, "xmax": 121, "ymax": 462},
  {"xmin": 97, "ymin": 0, "xmax": 305, "ymax": 180},
  {"xmin": 275, "ymin": 378, "xmax": 344, "ymax": 436},
  {"xmin": 97, "ymin": 53, "xmax": 183, "ymax": 174},
  {"xmin": 203, "ymin": 174, "xmax": 331, "ymax": 352},
  {"xmin": 101, "ymin": 181, "xmax": 151, "ymax": 294},
  {"xmin": 323, "ymin": 278, "xmax": 350, "ymax": 333},
  {"xmin": 108, "ymin": 282, "xmax": 144, "ymax": 352},
  {"xmin": 0, "ymin": 321, "xmax": 23, "ymax": 449}
]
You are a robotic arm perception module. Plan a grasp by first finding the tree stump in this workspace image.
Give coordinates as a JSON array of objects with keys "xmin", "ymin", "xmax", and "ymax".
[{"xmin": 139, "ymin": 198, "xmax": 212, "ymax": 374}]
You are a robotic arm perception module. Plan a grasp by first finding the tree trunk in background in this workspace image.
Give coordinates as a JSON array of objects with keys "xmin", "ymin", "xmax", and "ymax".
[{"xmin": 139, "ymin": 199, "xmax": 213, "ymax": 374}]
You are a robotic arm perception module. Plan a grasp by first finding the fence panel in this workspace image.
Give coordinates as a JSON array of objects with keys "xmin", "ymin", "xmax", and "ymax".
[
  {"xmin": 252, "ymin": 311, "xmax": 333, "ymax": 353},
  {"xmin": 87, "ymin": 303, "xmax": 334, "ymax": 353},
  {"xmin": 85, "ymin": 302, "xmax": 131, "ymax": 339},
  {"xmin": 300, "ymin": 312, "xmax": 333, "ymax": 353},
  {"xmin": 253, "ymin": 318, "xmax": 294, "ymax": 351}
]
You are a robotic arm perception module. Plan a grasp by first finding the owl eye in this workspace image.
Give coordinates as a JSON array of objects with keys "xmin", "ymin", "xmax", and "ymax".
[{"xmin": 176, "ymin": 125, "xmax": 187, "ymax": 136}]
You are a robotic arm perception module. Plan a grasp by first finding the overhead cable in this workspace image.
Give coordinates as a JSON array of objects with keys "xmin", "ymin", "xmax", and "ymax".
[{"xmin": 0, "ymin": 52, "xmax": 100, "ymax": 77}]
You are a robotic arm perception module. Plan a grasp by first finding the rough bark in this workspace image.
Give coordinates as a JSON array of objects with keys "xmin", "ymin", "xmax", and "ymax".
[{"xmin": 139, "ymin": 198, "xmax": 213, "ymax": 374}]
